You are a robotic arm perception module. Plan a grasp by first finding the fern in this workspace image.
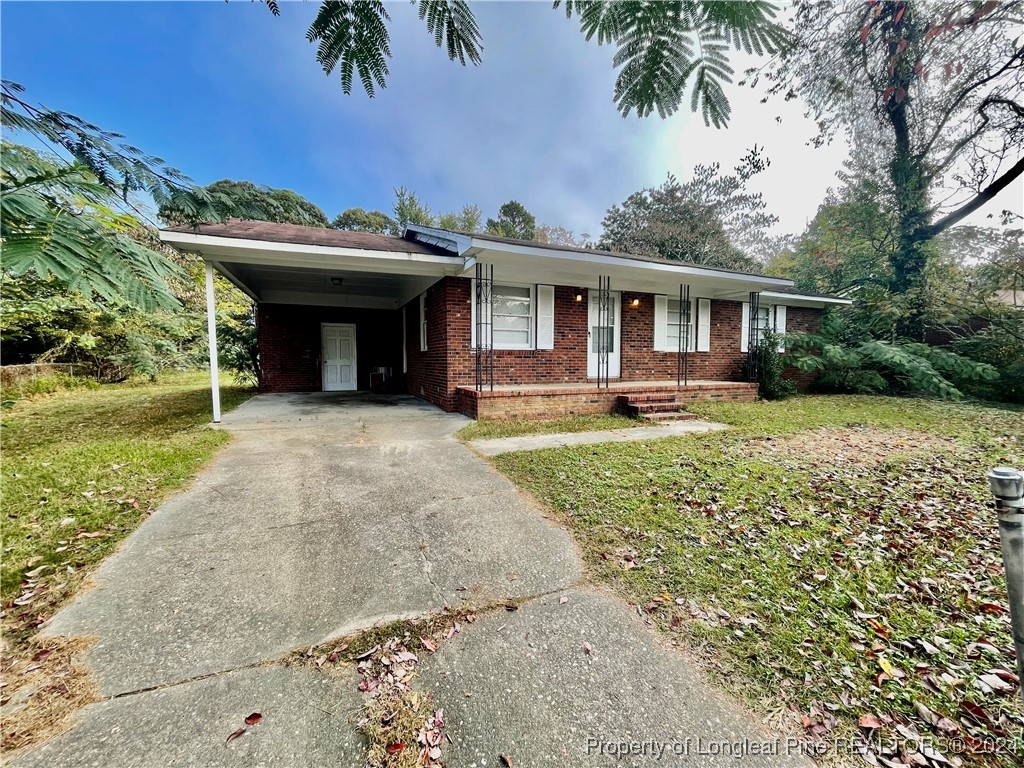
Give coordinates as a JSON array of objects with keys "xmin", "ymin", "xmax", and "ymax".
[{"xmin": 787, "ymin": 332, "xmax": 1000, "ymax": 401}]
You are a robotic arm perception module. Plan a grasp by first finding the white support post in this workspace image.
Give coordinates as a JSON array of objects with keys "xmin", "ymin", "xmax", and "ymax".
[{"xmin": 205, "ymin": 261, "xmax": 222, "ymax": 424}]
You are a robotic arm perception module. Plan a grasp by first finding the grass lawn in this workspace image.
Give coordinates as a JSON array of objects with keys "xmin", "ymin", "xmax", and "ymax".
[
  {"xmin": 494, "ymin": 396, "xmax": 1023, "ymax": 767},
  {"xmin": 1, "ymin": 373, "xmax": 252, "ymax": 650},
  {"xmin": 457, "ymin": 412, "xmax": 644, "ymax": 441}
]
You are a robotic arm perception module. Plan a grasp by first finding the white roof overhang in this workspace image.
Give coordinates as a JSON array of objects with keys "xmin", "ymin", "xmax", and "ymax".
[{"xmin": 159, "ymin": 230, "xmax": 468, "ymax": 309}]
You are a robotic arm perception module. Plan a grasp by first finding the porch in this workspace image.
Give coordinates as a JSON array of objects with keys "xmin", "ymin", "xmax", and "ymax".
[{"xmin": 454, "ymin": 379, "xmax": 757, "ymax": 420}]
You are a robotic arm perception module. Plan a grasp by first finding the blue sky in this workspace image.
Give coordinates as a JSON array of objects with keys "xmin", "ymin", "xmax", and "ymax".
[{"xmin": 3, "ymin": 1, "xmax": 1018, "ymax": 238}]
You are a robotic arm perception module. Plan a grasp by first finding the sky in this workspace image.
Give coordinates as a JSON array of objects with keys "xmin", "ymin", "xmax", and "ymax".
[{"xmin": 2, "ymin": 1, "xmax": 1020, "ymax": 240}]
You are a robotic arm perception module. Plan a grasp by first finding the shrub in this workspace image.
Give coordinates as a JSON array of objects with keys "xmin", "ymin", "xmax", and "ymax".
[
  {"xmin": 217, "ymin": 308, "xmax": 259, "ymax": 387},
  {"xmin": 787, "ymin": 334, "xmax": 999, "ymax": 400},
  {"xmin": 754, "ymin": 329, "xmax": 796, "ymax": 400}
]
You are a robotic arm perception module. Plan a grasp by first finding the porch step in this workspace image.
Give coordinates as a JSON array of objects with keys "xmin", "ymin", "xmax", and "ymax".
[{"xmin": 616, "ymin": 394, "xmax": 700, "ymax": 422}]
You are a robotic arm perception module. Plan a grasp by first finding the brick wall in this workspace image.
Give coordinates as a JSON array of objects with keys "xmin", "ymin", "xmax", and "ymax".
[
  {"xmin": 257, "ymin": 303, "xmax": 403, "ymax": 393},
  {"xmin": 404, "ymin": 280, "xmax": 458, "ymax": 409},
  {"xmin": 781, "ymin": 305, "xmax": 823, "ymax": 390},
  {"xmin": 619, "ymin": 291, "xmax": 747, "ymax": 382}
]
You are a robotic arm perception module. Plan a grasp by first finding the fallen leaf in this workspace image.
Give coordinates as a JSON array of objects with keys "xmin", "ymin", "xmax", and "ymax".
[
  {"xmin": 859, "ymin": 713, "xmax": 882, "ymax": 729},
  {"xmin": 244, "ymin": 712, "xmax": 262, "ymax": 726},
  {"xmin": 386, "ymin": 742, "xmax": 406, "ymax": 754},
  {"xmin": 559, "ymin": 596, "xmax": 568, "ymax": 604},
  {"xmin": 500, "ymin": 755, "xmax": 513, "ymax": 767},
  {"xmin": 582, "ymin": 642, "xmax": 593, "ymax": 655},
  {"xmin": 225, "ymin": 727, "xmax": 246, "ymax": 745},
  {"xmin": 421, "ymin": 637, "xmax": 438, "ymax": 653}
]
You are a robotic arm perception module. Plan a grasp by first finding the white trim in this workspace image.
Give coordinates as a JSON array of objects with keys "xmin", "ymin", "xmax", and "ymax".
[
  {"xmin": 536, "ymin": 284, "xmax": 555, "ymax": 350},
  {"xmin": 696, "ymin": 298, "xmax": 711, "ymax": 352},
  {"xmin": 587, "ymin": 290, "xmax": 622, "ymax": 378},
  {"xmin": 740, "ymin": 301, "xmax": 750, "ymax": 353},
  {"xmin": 490, "ymin": 282, "xmax": 536, "ymax": 350},
  {"xmin": 760, "ymin": 290, "xmax": 852, "ymax": 307},
  {"xmin": 160, "ymin": 230, "xmax": 465, "ymax": 269},
  {"xmin": 774, "ymin": 305, "xmax": 787, "ymax": 352},
  {"xmin": 204, "ymin": 262, "xmax": 221, "ymax": 424},
  {"xmin": 260, "ymin": 291, "xmax": 399, "ymax": 310},
  {"xmin": 401, "ymin": 305, "xmax": 408, "ymax": 374},
  {"xmin": 419, "ymin": 293, "xmax": 428, "ymax": 352},
  {"xmin": 321, "ymin": 323, "xmax": 358, "ymax": 391}
]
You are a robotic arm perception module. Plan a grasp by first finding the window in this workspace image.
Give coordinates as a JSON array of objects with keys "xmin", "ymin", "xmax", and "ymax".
[
  {"xmin": 666, "ymin": 298, "xmax": 693, "ymax": 350},
  {"xmin": 755, "ymin": 305, "xmax": 772, "ymax": 333},
  {"xmin": 419, "ymin": 293, "xmax": 428, "ymax": 351},
  {"xmin": 492, "ymin": 284, "xmax": 534, "ymax": 349}
]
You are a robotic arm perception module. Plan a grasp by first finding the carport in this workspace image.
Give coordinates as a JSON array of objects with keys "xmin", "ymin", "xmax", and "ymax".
[{"xmin": 160, "ymin": 220, "xmax": 470, "ymax": 421}]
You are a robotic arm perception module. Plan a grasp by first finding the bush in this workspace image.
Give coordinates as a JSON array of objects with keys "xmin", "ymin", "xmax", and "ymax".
[
  {"xmin": 0, "ymin": 373, "xmax": 97, "ymax": 407},
  {"xmin": 217, "ymin": 308, "xmax": 259, "ymax": 387},
  {"xmin": 753, "ymin": 329, "xmax": 796, "ymax": 400},
  {"xmin": 788, "ymin": 334, "xmax": 999, "ymax": 399}
]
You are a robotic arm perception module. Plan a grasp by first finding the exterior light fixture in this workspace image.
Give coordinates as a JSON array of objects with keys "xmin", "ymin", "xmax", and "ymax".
[
  {"xmin": 331, "ymin": 277, "xmax": 344, "ymax": 286},
  {"xmin": 631, "ymin": 298, "xmax": 640, "ymax": 307},
  {"xmin": 575, "ymin": 290, "xmax": 583, "ymax": 302}
]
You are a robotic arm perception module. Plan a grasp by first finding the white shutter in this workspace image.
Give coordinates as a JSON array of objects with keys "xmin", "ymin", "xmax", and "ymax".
[
  {"xmin": 536, "ymin": 284, "xmax": 554, "ymax": 350},
  {"xmin": 740, "ymin": 301, "xmax": 750, "ymax": 353},
  {"xmin": 653, "ymin": 295, "xmax": 668, "ymax": 351},
  {"xmin": 774, "ymin": 304, "xmax": 787, "ymax": 352},
  {"xmin": 470, "ymin": 279, "xmax": 476, "ymax": 348},
  {"xmin": 696, "ymin": 298, "xmax": 711, "ymax": 352}
]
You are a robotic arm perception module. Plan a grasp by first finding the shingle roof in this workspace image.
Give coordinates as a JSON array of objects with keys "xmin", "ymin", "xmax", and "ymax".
[
  {"xmin": 163, "ymin": 219, "xmax": 450, "ymax": 256},
  {"xmin": 441, "ymin": 229, "xmax": 784, "ymax": 280}
]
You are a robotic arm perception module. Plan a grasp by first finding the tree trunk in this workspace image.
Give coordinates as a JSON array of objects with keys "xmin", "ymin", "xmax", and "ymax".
[{"xmin": 884, "ymin": 3, "xmax": 931, "ymax": 341}]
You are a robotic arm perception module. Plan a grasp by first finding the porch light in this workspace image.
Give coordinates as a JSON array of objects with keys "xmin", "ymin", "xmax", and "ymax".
[
  {"xmin": 331, "ymin": 277, "xmax": 344, "ymax": 286},
  {"xmin": 575, "ymin": 290, "xmax": 583, "ymax": 302},
  {"xmin": 631, "ymin": 298, "xmax": 640, "ymax": 307}
]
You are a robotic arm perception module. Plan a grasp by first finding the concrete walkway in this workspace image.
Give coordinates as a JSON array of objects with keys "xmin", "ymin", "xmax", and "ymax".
[
  {"xmin": 16, "ymin": 393, "xmax": 808, "ymax": 768},
  {"xmin": 469, "ymin": 419, "xmax": 728, "ymax": 456}
]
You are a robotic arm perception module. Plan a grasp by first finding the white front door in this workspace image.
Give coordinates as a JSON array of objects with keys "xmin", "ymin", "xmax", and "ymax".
[
  {"xmin": 587, "ymin": 291, "xmax": 621, "ymax": 379},
  {"xmin": 322, "ymin": 324, "xmax": 357, "ymax": 391}
]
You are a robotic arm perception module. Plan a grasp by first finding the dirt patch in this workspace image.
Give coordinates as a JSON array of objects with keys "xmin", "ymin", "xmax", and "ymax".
[
  {"xmin": 1, "ymin": 635, "xmax": 100, "ymax": 756},
  {"xmin": 747, "ymin": 426, "xmax": 950, "ymax": 468}
]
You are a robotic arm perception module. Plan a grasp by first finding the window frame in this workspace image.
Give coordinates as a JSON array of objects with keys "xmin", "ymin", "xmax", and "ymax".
[
  {"xmin": 490, "ymin": 282, "xmax": 536, "ymax": 351},
  {"xmin": 665, "ymin": 297, "xmax": 695, "ymax": 351}
]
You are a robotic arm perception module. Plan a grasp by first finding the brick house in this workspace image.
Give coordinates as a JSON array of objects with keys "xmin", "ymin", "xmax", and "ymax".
[{"xmin": 161, "ymin": 220, "xmax": 848, "ymax": 421}]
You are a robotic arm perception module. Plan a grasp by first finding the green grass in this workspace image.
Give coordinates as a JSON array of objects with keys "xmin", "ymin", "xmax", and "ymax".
[
  {"xmin": 1, "ymin": 372, "xmax": 253, "ymax": 649},
  {"xmin": 494, "ymin": 395, "xmax": 1024, "ymax": 767},
  {"xmin": 457, "ymin": 413, "xmax": 644, "ymax": 441}
]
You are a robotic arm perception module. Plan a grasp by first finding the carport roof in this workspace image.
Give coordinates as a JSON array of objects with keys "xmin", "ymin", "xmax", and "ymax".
[{"xmin": 163, "ymin": 220, "xmax": 451, "ymax": 257}]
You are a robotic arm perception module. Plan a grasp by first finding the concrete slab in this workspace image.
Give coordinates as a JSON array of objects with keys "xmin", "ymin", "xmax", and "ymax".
[
  {"xmin": 42, "ymin": 393, "xmax": 583, "ymax": 697},
  {"xmin": 419, "ymin": 587, "xmax": 812, "ymax": 768},
  {"xmin": 469, "ymin": 419, "xmax": 728, "ymax": 456},
  {"xmin": 10, "ymin": 665, "xmax": 366, "ymax": 768}
]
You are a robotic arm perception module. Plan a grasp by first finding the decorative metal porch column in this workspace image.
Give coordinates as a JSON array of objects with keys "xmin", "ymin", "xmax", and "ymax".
[
  {"xmin": 676, "ymin": 283, "xmax": 690, "ymax": 387},
  {"xmin": 596, "ymin": 275, "xmax": 611, "ymax": 388},
  {"xmin": 747, "ymin": 291, "xmax": 761, "ymax": 383},
  {"xmin": 474, "ymin": 262, "xmax": 494, "ymax": 392}
]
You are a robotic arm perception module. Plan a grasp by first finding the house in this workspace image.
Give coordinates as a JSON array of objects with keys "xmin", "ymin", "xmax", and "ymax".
[{"xmin": 160, "ymin": 220, "xmax": 849, "ymax": 421}]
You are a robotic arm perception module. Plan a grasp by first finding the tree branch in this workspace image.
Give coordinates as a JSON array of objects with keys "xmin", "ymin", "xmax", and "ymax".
[{"xmin": 921, "ymin": 153, "xmax": 1024, "ymax": 238}]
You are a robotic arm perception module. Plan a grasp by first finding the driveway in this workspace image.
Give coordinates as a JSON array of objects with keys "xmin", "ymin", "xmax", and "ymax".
[{"xmin": 17, "ymin": 393, "xmax": 809, "ymax": 768}]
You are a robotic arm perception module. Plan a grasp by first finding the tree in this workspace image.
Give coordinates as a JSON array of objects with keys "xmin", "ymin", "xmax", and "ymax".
[
  {"xmin": 536, "ymin": 225, "xmax": 590, "ymax": 248},
  {"xmin": 393, "ymin": 186, "xmax": 435, "ymax": 230},
  {"xmin": 0, "ymin": 82, "xmax": 258, "ymax": 310},
  {"xmin": 160, "ymin": 179, "xmax": 329, "ymax": 228},
  {"xmin": 485, "ymin": 200, "xmax": 537, "ymax": 240},
  {"xmin": 437, "ymin": 204, "xmax": 482, "ymax": 233},
  {"xmin": 330, "ymin": 207, "xmax": 398, "ymax": 235},
  {"xmin": 268, "ymin": 1, "xmax": 789, "ymax": 128},
  {"xmin": 672, "ymin": 148, "xmax": 780, "ymax": 260},
  {"xmin": 598, "ymin": 175, "xmax": 758, "ymax": 271},
  {"xmin": 770, "ymin": 1, "xmax": 1024, "ymax": 338}
]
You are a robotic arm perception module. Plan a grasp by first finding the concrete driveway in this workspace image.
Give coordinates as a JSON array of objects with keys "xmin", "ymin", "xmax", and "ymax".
[{"xmin": 18, "ymin": 393, "xmax": 810, "ymax": 768}]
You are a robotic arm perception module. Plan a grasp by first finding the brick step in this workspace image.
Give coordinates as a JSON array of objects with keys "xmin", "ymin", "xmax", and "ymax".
[
  {"xmin": 641, "ymin": 410, "xmax": 700, "ymax": 422},
  {"xmin": 616, "ymin": 393, "xmax": 679, "ymax": 404}
]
